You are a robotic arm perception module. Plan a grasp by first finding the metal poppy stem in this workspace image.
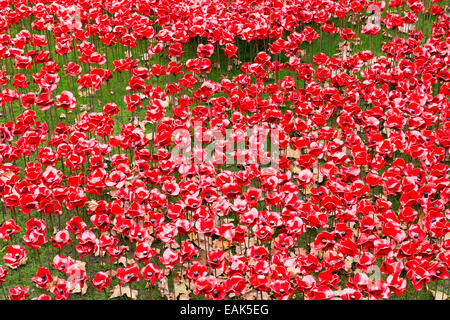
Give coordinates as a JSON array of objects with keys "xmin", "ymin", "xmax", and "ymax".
[
  {"xmin": 168, "ymin": 269, "xmax": 175, "ymax": 300},
  {"xmin": 1, "ymin": 103, "xmax": 8, "ymax": 123},
  {"xmin": 129, "ymin": 281, "xmax": 134, "ymax": 299},
  {"xmin": 434, "ymin": 280, "xmax": 439, "ymax": 298},
  {"xmin": 103, "ymin": 288, "xmax": 109, "ymax": 300},
  {"xmin": 446, "ymin": 278, "xmax": 450, "ymax": 299},
  {"xmin": 36, "ymin": 249, "xmax": 41, "ymax": 265},
  {"xmin": 1, "ymin": 203, "xmax": 6, "ymax": 223},
  {"xmin": 0, "ymin": 284, "xmax": 6, "ymax": 299},
  {"xmin": 8, "ymin": 102, "xmax": 15, "ymax": 123},
  {"xmin": 17, "ymin": 266, "xmax": 24, "ymax": 287},
  {"xmin": 148, "ymin": 282, "xmax": 153, "ymax": 300}
]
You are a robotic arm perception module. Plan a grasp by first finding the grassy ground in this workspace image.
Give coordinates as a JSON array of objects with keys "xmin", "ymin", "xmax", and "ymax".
[{"xmin": 0, "ymin": 2, "xmax": 449, "ymax": 300}]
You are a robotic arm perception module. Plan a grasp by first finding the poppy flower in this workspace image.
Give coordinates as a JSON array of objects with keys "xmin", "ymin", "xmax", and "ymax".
[
  {"xmin": 32, "ymin": 267, "xmax": 53, "ymax": 289},
  {"xmin": 51, "ymin": 255, "xmax": 74, "ymax": 274},
  {"xmin": 141, "ymin": 263, "xmax": 164, "ymax": 285},
  {"xmin": 66, "ymin": 217, "xmax": 87, "ymax": 235},
  {"xmin": 339, "ymin": 28, "xmax": 356, "ymax": 40},
  {"xmin": 185, "ymin": 261, "xmax": 207, "ymax": 281},
  {"xmin": 207, "ymin": 250, "xmax": 226, "ymax": 271},
  {"xmin": 0, "ymin": 266, "xmax": 8, "ymax": 284},
  {"xmin": 1, "ymin": 219, "xmax": 21, "ymax": 242},
  {"xmin": 270, "ymin": 280, "xmax": 294, "ymax": 300},
  {"xmin": 32, "ymin": 294, "xmax": 52, "ymax": 300},
  {"xmin": 314, "ymin": 231, "xmax": 335, "ymax": 251},
  {"xmin": 12, "ymin": 74, "xmax": 28, "ymax": 89},
  {"xmin": 116, "ymin": 262, "xmax": 142, "ymax": 286},
  {"xmin": 386, "ymin": 274, "xmax": 407, "ymax": 297},
  {"xmin": 225, "ymin": 275, "xmax": 247, "ymax": 297},
  {"xmin": 67, "ymin": 263, "xmax": 88, "ymax": 289},
  {"xmin": 75, "ymin": 230, "xmax": 98, "ymax": 258},
  {"xmin": 3, "ymin": 245, "xmax": 27, "ymax": 269},
  {"xmin": 197, "ymin": 44, "xmax": 214, "ymax": 58},
  {"xmin": 193, "ymin": 275, "xmax": 217, "ymax": 296},
  {"xmin": 0, "ymin": 0, "xmax": 448, "ymax": 301},
  {"xmin": 50, "ymin": 279, "xmax": 71, "ymax": 300},
  {"xmin": 106, "ymin": 245, "xmax": 129, "ymax": 262},
  {"xmin": 180, "ymin": 241, "xmax": 199, "ymax": 262},
  {"xmin": 91, "ymin": 272, "xmax": 112, "ymax": 293},
  {"xmin": 9, "ymin": 285, "xmax": 30, "ymax": 300},
  {"xmin": 252, "ymin": 224, "xmax": 273, "ymax": 242},
  {"xmin": 56, "ymin": 91, "xmax": 77, "ymax": 111},
  {"xmin": 340, "ymin": 287, "xmax": 362, "ymax": 300},
  {"xmin": 223, "ymin": 43, "xmax": 238, "ymax": 58},
  {"xmin": 159, "ymin": 248, "xmax": 181, "ymax": 270},
  {"xmin": 65, "ymin": 62, "xmax": 82, "ymax": 76},
  {"xmin": 156, "ymin": 223, "xmax": 179, "ymax": 244},
  {"xmin": 337, "ymin": 239, "xmax": 359, "ymax": 257}
]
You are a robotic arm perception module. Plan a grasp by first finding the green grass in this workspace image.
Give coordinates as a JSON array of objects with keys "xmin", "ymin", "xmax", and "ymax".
[{"xmin": 0, "ymin": 2, "xmax": 448, "ymax": 300}]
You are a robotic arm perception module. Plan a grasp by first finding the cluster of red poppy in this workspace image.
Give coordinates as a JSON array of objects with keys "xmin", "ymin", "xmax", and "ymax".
[{"xmin": 0, "ymin": 0, "xmax": 449, "ymax": 300}]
